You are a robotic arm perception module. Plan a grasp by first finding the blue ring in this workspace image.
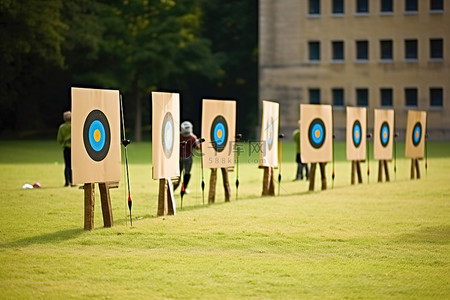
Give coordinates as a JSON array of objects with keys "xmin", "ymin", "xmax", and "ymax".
[
  {"xmin": 352, "ymin": 121, "xmax": 362, "ymax": 148},
  {"xmin": 311, "ymin": 123, "xmax": 324, "ymax": 145},
  {"xmin": 88, "ymin": 120, "xmax": 106, "ymax": 152},
  {"xmin": 164, "ymin": 121, "xmax": 173, "ymax": 150},
  {"xmin": 412, "ymin": 122, "xmax": 422, "ymax": 146},
  {"xmin": 213, "ymin": 122, "xmax": 226, "ymax": 146},
  {"xmin": 380, "ymin": 122, "xmax": 390, "ymax": 147}
]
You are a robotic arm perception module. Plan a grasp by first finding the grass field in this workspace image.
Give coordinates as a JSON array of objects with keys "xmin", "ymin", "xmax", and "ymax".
[{"xmin": 0, "ymin": 140, "xmax": 449, "ymax": 299}]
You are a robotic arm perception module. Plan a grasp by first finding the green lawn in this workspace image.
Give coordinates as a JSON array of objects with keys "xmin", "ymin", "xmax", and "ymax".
[{"xmin": 0, "ymin": 140, "xmax": 449, "ymax": 299}]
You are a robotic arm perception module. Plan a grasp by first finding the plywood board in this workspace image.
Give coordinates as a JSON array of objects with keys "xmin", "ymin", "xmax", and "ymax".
[
  {"xmin": 201, "ymin": 99, "xmax": 236, "ymax": 169},
  {"xmin": 300, "ymin": 104, "xmax": 333, "ymax": 163},
  {"xmin": 405, "ymin": 110, "xmax": 427, "ymax": 159},
  {"xmin": 152, "ymin": 92, "xmax": 180, "ymax": 179},
  {"xmin": 259, "ymin": 100, "xmax": 279, "ymax": 167},
  {"xmin": 373, "ymin": 109, "xmax": 394, "ymax": 161},
  {"xmin": 71, "ymin": 88, "xmax": 121, "ymax": 184},
  {"xmin": 346, "ymin": 106, "xmax": 367, "ymax": 161}
]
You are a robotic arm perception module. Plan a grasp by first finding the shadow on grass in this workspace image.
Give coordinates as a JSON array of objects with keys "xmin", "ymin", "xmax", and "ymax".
[
  {"xmin": 394, "ymin": 225, "xmax": 450, "ymax": 244},
  {"xmin": 0, "ymin": 228, "xmax": 84, "ymax": 249}
]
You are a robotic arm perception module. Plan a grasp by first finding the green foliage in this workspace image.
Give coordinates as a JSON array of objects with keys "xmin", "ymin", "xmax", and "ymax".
[{"xmin": 0, "ymin": 141, "xmax": 449, "ymax": 298}]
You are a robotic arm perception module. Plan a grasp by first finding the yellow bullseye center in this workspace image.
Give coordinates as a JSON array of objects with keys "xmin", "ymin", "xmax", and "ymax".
[
  {"xmin": 217, "ymin": 129, "xmax": 222, "ymax": 138},
  {"xmin": 416, "ymin": 131, "xmax": 419, "ymax": 138},
  {"xmin": 383, "ymin": 131, "xmax": 387, "ymax": 139},
  {"xmin": 166, "ymin": 130, "xmax": 171, "ymax": 141},
  {"xmin": 315, "ymin": 130, "xmax": 320, "ymax": 138},
  {"xmin": 94, "ymin": 129, "xmax": 101, "ymax": 142},
  {"xmin": 355, "ymin": 131, "xmax": 359, "ymax": 139}
]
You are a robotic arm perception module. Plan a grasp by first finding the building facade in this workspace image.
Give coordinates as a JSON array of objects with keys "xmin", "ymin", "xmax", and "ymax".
[{"xmin": 259, "ymin": 0, "xmax": 450, "ymax": 140}]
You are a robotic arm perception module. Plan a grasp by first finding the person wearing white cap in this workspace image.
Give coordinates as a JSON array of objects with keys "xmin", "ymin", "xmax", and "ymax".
[
  {"xmin": 57, "ymin": 111, "xmax": 72, "ymax": 186},
  {"xmin": 174, "ymin": 121, "xmax": 200, "ymax": 193}
]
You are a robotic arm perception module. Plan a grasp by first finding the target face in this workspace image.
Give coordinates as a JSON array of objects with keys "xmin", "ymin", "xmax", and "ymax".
[
  {"xmin": 83, "ymin": 110, "xmax": 111, "ymax": 162},
  {"xmin": 352, "ymin": 120, "xmax": 362, "ymax": 148},
  {"xmin": 210, "ymin": 115, "xmax": 228, "ymax": 152},
  {"xmin": 308, "ymin": 118, "xmax": 326, "ymax": 149},
  {"xmin": 380, "ymin": 121, "xmax": 390, "ymax": 148},
  {"xmin": 267, "ymin": 117, "xmax": 274, "ymax": 150},
  {"xmin": 412, "ymin": 122, "xmax": 422, "ymax": 146},
  {"xmin": 161, "ymin": 112, "xmax": 175, "ymax": 159}
]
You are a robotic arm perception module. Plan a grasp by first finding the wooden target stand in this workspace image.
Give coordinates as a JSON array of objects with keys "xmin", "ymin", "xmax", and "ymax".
[
  {"xmin": 261, "ymin": 166, "xmax": 275, "ymax": 196},
  {"xmin": 157, "ymin": 178, "xmax": 176, "ymax": 216},
  {"xmin": 208, "ymin": 168, "xmax": 231, "ymax": 203},
  {"xmin": 308, "ymin": 162, "xmax": 327, "ymax": 191},
  {"xmin": 410, "ymin": 158, "xmax": 421, "ymax": 179},
  {"xmin": 84, "ymin": 182, "xmax": 118, "ymax": 230},
  {"xmin": 351, "ymin": 161, "xmax": 363, "ymax": 185},
  {"xmin": 377, "ymin": 160, "xmax": 390, "ymax": 182}
]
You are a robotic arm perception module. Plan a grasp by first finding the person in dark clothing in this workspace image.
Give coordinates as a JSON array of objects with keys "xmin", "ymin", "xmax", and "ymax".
[
  {"xmin": 57, "ymin": 111, "xmax": 72, "ymax": 186},
  {"xmin": 293, "ymin": 122, "xmax": 309, "ymax": 180},
  {"xmin": 174, "ymin": 121, "xmax": 200, "ymax": 193}
]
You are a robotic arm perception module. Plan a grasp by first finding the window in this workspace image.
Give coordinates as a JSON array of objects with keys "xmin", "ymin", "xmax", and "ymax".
[
  {"xmin": 405, "ymin": 39, "xmax": 418, "ymax": 60},
  {"xmin": 430, "ymin": 88, "xmax": 443, "ymax": 107},
  {"xmin": 332, "ymin": 88, "xmax": 344, "ymax": 106},
  {"xmin": 309, "ymin": 0, "xmax": 320, "ymax": 15},
  {"xmin": 309, "ymin": 89, "xmax": 321, "ymax": 104},
  {"xmin": 380, "ymin": 88, "xmax": 393, "ymax": 107},
  {"xmin": 356, "ymin": 0, "xmax": 369, "ymax": 13},
  {"xmin": 380, "ymin": 40, "xmax": 393, "ymax": 60},
  {"xmin": 405, "ymin": 88, "xmax": 418, "ymax": 107},
  {"xmin": 356, "ymin": 88, "xmax": 369, "ymax": 106},
  {"xmin": 332, "ymin": 0, "xmax": 344, "ymax": 14},
  {"xmin": 405, "ymin": 0, "xmax": 418, "ymax": 12},
  {"xmin": 332, "ymin": 41, "xmax": 344, "ymax": 60},
  {"xmin": 430, "ymin": 38, "xmax": 443, "ymax": 59},
  {"xmin": 430, "ymin": 0, "xmax": 443, "ymax": 11},
  {"xmin": 309, "ymin": 41, "xmax": 320, "ymax": 61},
  {"xmin": 356, "ymin": 40, "xmax": 369, "ymax": 60},
  {"xmin": 381, "ymin": 0, "xmax": 393, "ymax": 12}
]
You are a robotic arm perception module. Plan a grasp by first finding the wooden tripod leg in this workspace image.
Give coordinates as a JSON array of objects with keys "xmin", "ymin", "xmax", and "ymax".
[
  {"xmin": 410, "ymin": 158, "xmax": 415, "ymax": 179},
  {"xmin": 415, "ymin": 158, "xmax": 420, "ymax": 179},
  {"xmin": 383, "ymin": 160, "xmax": 390, "ymax": 182},
  {"xmin": 351, "ymin": 161, "xmax": 356, "ymax": 185},
  {"xmin": 99, "ymin": 183, "xmax": 113, "ymax": 228},
  {"xmin": 309, "ymin": 163, "xmax": 317, "ymax": 191},
  {"xmin": 221, "ymin": 168, "xmax": 231, "ymax": 202},
  {"xmin": 268, "ymin": 167, "xmax": 275, "ymax": 196},
  {"xmin": 208, "ymin": 168, "xmax": 217, "ymax": 204},
  {"xmin": 378, "ymin": 160, "xmax": 383, "ymax": 182},
  {"xmin": 262, "ymin": 167, "xmax": 269, "ymax": 196},
  {"xmin": 84, "ymin": 183, "xmax": 95, "ymax": 230},
  {"xmin": 319, "ymin": 162, "xmax": 327, "ymax": 190},
  {"xmin": 157, "ymin": 179, "xmax": 167, "ymax": 216},
  {"xmin": 356, "ymin": 161, "xmax": 363, "ymax": 184},
  {"xmin": 166, "ymin": 179, "xmax": 175, "ymax": 215}
]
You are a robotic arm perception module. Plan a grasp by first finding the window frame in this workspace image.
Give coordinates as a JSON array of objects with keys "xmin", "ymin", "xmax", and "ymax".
[
  {"xmin": 308, "ymin": 41, "xmax": 321, "ymax": 62},
  {"xmin": 356, "ymin": 88, "xmax": 369, "ymax": 107},
  {"xmin": 332, "ymin": 88, "xmax": 345, "ymax": 107},
  {"xmin": 380, "ymin": 39, "xmax": 393, "ymax": 61},
  {"xmin": 309, "ymin": 88, "xmax": 321, "ymax": 104},
  {"xmin": 331, "ymin": 40, "xmax": 345, "ymax": 62},
  {"xmin": 380, "ymin": 88, "xmax": 394, "ymax": 107},
  {"xmin": 404, "ymin": 87, "xmax": 418, "ymax": 108},
  {"xmin": 404, "ymin": 39, "xmax": 418, "ymax": 61},
  {"xmin": 430, "ymin": 0, "xmax": 444, "ymax": 12},
  {"xmin": 356, "ymin": 40, "xmax": 369, "ymax": 62},
  {"xmin": 381, "ymin": 0, "xmax": 394, "ymax": 14},
  {"xmin": 429, "ymin": 38, "xmax": 443, "ymax": 60},
  {"xmin": 405, "ymin": 0, "xmax": 418, "ymax": 13},
  {"xmin": 308, "ymin": 0, "xmax": 321, "ymax": 16},
  {"xmin": 332, "ymin": 0, "xmax": 345, "ymax": 15},
  {"xmin": 356, "ymin": 0, "xmax": 369, "ymax": 14},
  {"xmin": 429, "ymin": 87, "xmax": 444, "ymax": 108}
]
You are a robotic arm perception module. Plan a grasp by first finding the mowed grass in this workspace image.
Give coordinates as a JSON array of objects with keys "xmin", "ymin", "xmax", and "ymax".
[{"xmin": 0, "ymin": 140, "xmax": 449, "ymax": 299}]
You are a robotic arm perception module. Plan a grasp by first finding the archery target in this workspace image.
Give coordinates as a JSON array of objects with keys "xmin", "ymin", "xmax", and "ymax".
[
  {"xmin": 259, "ymin": 100, "xmax": 279, "ymax": 167},
  {"xmin": 152, "ymin": 92, "xmax": 180, "ymax": 179},
  {"xmin": 71, "ymin": 88, "xmax": 121, "ymax": 184},
  {"xmin": 202, "ymin": 99, "xmax": 236, "ymax": 169},
  {"xmin": 300, "ymin": 104, "xmax": 333, "ymax": 163},
  {"xmin": 161, "ymin": 112, "xmax": 175, "ymax": 158},
  {"xmin": 83, "ymin": 110, "xmax": 111, "ymax": 161},
  {"xmin": 405, "ymin": 110, "xmax": 427, "ymax": 159},
  {"xmin": 374, "ymin": 109, "xmax": 394, "ymax": 160},
  {"xmin": 346, "ymin": 106, "xmax": 366, "ymax": 161},
  {"xmin": 380, "ymin": 122, "xmax": 390, "ymax": 148},
  {"xmin": 210, "ymin": 115, "xmax": 229, "ymax": 152}
]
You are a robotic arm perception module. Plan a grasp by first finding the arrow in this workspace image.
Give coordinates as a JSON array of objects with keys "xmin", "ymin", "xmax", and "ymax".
[
  {"xmin": 235, "ymin": 134, "xmax": 242, "ymax": 201},
  {"xmin": 120, "ymin": 95, "xmax": 132, "ymax": 226},
  {"xmin": 332, "ymin": 134, "xmax": 336, "ymax": 189},
  {"xmin": 366, "ymin": 132, "xmax": 372, "ymax": 184},
  {"xmin": 198, "ymin": 138, "xmax": 206, "ymax": 205},
  {"xmin": 278, "ymin": 133, "xmax": 284, "ymax": 196},
  {"xmin": 180, "ymin": 141, "xmax": 187, "ymax": 208}
]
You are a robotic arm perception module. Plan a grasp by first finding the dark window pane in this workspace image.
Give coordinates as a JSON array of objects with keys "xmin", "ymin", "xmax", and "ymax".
[
  {"xmin": 406, "ymin": 0, "xmax": 418, "ymax": 11},
  {"xmin": 357, "ymin": 0, "xmax": 369, "ymax": 12},
  {"xmin": 380, "ymin": 88, "xmax": 393, "ymax": 106},
  {"xmin": 430, "ymin": 88, "xmax": 443, "ymax": 107},
  {"xmin": 309, "ymin": 41, "xmax": 320, "ymax": 61},
  {"xmin": 381, "ymin": 0, "xmax": 393, "ymax": 12},
  {"xmin": 309, "ymin": 89, "xmax": 321, "ymax": 104},
  {"xmin": 332, "ymin": 89, "xmax": 344, "ymax": 106},
  {"xmin": 430, "ymin": 39, "xmax": 443, "ymax": 59},
  {"xmin": 333, "ymin": 0, "xmax": 344, "ymax": 13},
  {"xmin": 405, "ymin": 88, "xmax": 418, "ymax": 106},
  {"xmin": 332, "ymin": 41, "xmax": 344, "ymax": 60},
  {"xmin": 309, "ymin": 0, "xmax": 320, "ymax": 14},
  {"xmin": 356, "ymin": 41, "xmax": 369, "ymax": 60},
  {"xmin": 430, "ymin": 0, "xmax": 443, "ymax": 10},
  {"xmin": 356, "ymin": 89, "xmax": 369, "ymax": 107},
  {"xmin": 380, "ymin": 40, "xmax": 393, "ymax": 59},
  {"xmin": 405, "ymin": 39, "xmax": 418, "ymax": 59}
]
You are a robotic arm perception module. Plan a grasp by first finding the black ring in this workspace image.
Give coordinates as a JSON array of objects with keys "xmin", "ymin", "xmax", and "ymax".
[
  {"xmin": 352, "ymin": 120, "xmax": 362, "ymax": 148},
  {"xmin": 380, "ymin": 121, "xmax": 390, "ymax": 148},
  {"xmin": 210, "ymin": 115, "xmax": 228, "ymax": 153},
  {"xmin": 83, "ymin": 110, "xmax": 111, "ymax": 162},
  {"xmin": 308, "ymin": 118, "xmax": 326, "ymax": 149},
  {"xmin": 412, "ymin": 122, "xmax": 422, "ymax": 146}
]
